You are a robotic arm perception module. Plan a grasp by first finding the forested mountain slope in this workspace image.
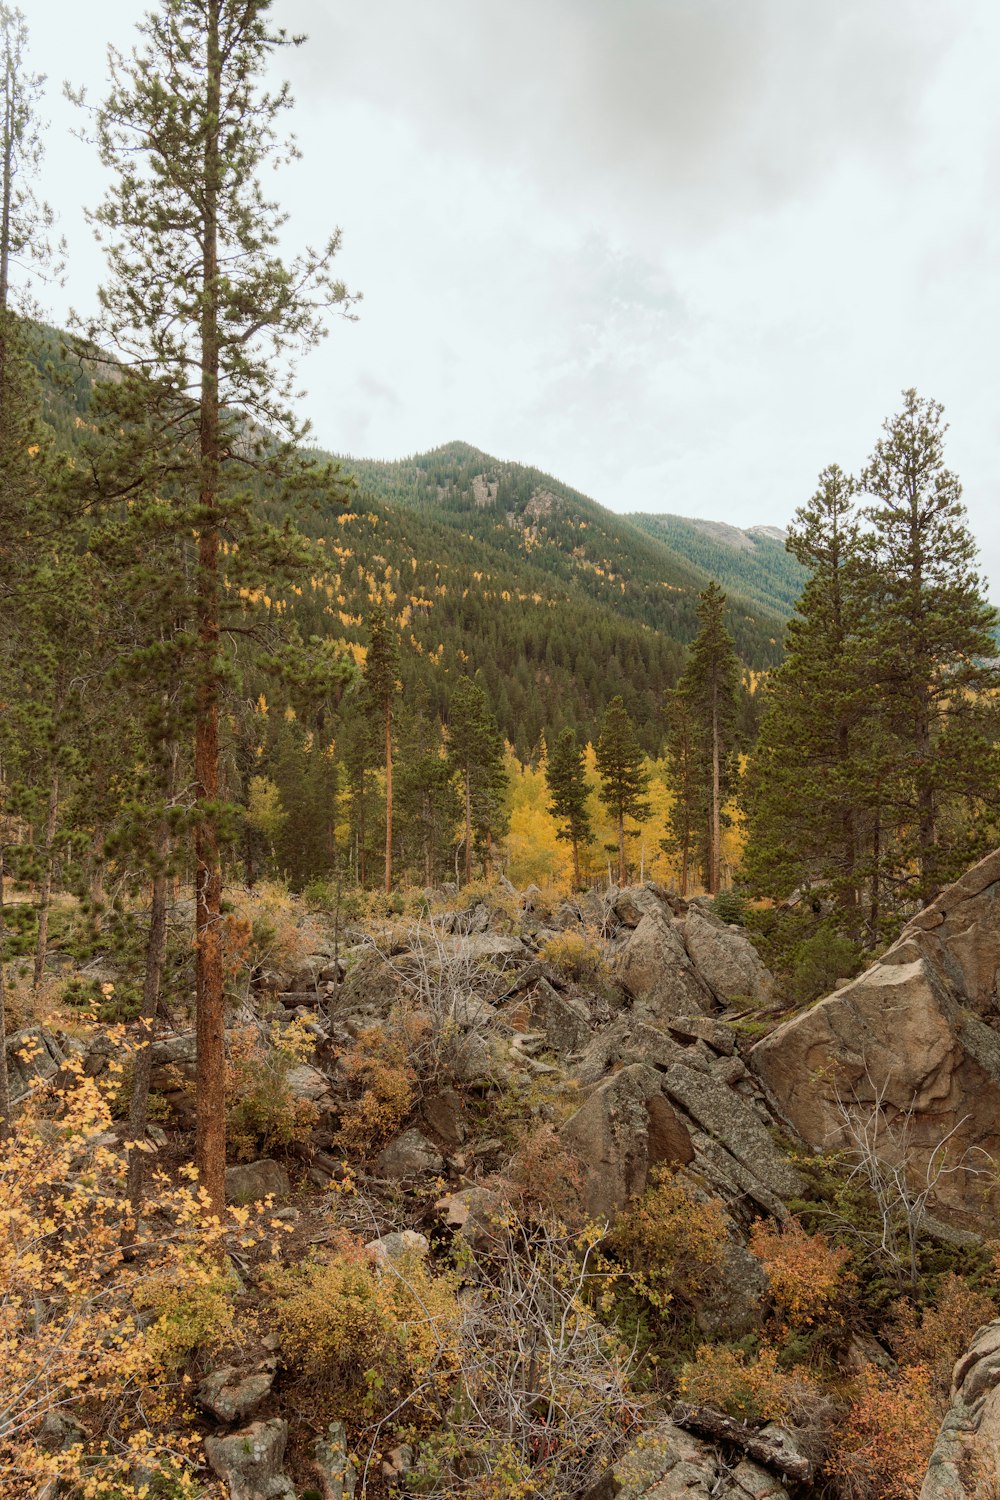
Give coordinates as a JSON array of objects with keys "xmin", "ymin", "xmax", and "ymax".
[
  {"xmin": 33, "ymin": 330, "xmax": 788, "ymax": 754},
  {"xmin": 630, "ymin": 512, "xmax": 808, "ymax": 619}
]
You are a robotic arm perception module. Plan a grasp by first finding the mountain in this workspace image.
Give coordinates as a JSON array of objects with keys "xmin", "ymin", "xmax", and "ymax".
[
  {"xmin": 629, "ymin": 513, "xmax": 807, "ymax": 620},
  {"xmin": 31, "ymin": 331, "xmax": 790, "ymax": 756}
]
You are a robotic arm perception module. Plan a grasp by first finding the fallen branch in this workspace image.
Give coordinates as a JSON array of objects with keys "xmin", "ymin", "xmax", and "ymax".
[{"xmin": 670, "ymin": 1401, "xmax": 813, "ymax": 1483}]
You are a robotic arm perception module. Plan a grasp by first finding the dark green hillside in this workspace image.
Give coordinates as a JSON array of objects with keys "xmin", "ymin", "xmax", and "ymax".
[
  {"xmin": 32, "ymin": 329, "xmax": 787, "ymax": 755},
  {"xmin": 328, "ymin": 441, "xmax": 788, "ymax": 668},
  {"xmin": 631, "ymin": 512, "xmax": 808, "ymax": 619}
]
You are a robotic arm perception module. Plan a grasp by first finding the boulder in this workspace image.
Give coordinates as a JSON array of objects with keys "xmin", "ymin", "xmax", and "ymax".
[
  {"xmin": 313, "ymin": 1420, "xmax": 357, "ymax": 1499},
  {"xmin": 614, "ymin": 911, "xmax": 715, "ymax": 1021},
  {"xmin": 920, "ymin": 1320, "xmax": 1000, "ymax": 1498},
  {"xmin": 197, "ymin": 1360, "xmax": 276, "ymax": 1424},
  {"xmin": 225, "ymin": 1160, "xmax": 291, "ymax": 1205},
  {"xmin": 375, "ymin": 1128, "xmax": 445, "ymax": 1181},
  {"xmin": 587, "ymin": 1418, "xmax": 792, "ymax": 1500},
  {"xmin": 284, "ymin": 1062, "xmax": 333, "ymax": 1107},
  {"xmin": 750, "ymin": 954, "xmax": 1000, "ymax": 1225},
  {"xmin": 4, "ymin": 1027, "xmax": 64, "ymax": 1099},
  {"xmin": 204, "ymin": 1418, "xmax": 295, "ymax": 1500},
  {"xmin": 682, "ymin": 908, "xmax": 774, "ymax": 1005},
  {"xmin": 527, "ymin": 978, "xmax": 591, "ymax": 1054},
  {"xmin": 420, "ymin": 1087, "xmax": 468, "ymax": 1148},
  {"xmin": 365, "ymin": 1229, "xmax": 430, "ymax": 1265},
  {"xmin": 561, "ymin": 1064, "xmax": 694, "ymax": 1219}
]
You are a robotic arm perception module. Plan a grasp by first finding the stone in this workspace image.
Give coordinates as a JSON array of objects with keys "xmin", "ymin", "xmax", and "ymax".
[
  {"xmin": 5, "ymin": 1027, "xmax": 64, "ymax": 1098},
  {"xmin": 560, "ymin": 1064, "xmax": 692, "ymax": 1219},
  {"xmin": 148, "ymin": 1032, "xmax": 197, "ymax": 1089},
  {"xmin": 196, "ymin": 1361, "xmax": 276, "ymax": 1424},
  {"xmin": 528, "ymin": 978, "xmax": 591, "ymax": 1054},
  {"xmin": 375, "ymin": 1128, "xmax": 445, "ymax": 1180},
  {"xmin": 750, "ymin": 954, "xmax": 1000, "ymax": 1226},
  {"xmin": 225, "ymin": 1160, "xmax": 291, "ymax": 1205},
  {"xmin": 657, "ymin": 1061, "xmax": 802, "ymax": 1202},
  {"xmin": 204, "ymin": 1418, "xmax": 295, "ymax": 1500},
  {"xmin": 365, "ymin": 1229, "xmax": 430, "ymax": 1264},
  {"xmin": 435, "ymin": 1185, "xmax": 504, "ymax": 1250},
  {"xmin": 920, "ymin": 1319, "xmax": 1000, "ymax": 1498},
  {"xmin": 313, "ymin": 1421, "xmax": 357, "ymax": 1499},
  {"xmin": 666, "ymin": 1013, "xmax": 737, "ymax": 1056},
  {"xmin": 682, "ymin": 908, "xmax": 774, "ymax": 1005},
  {"xmin": 420, "ymin": 1087, "xmax": 468, "ymax": 1148},
  {"xmin": 587, "ymin": 1418, "xmax": 791, "ymax": 1500},
  {"xmin": 614, "ymin": 911, "xmax": 715, "ymax": 1021},
  {"xmin": 284, "ymin": 1062, "xmax": 333, "ymax": 1107},
  {"xmin": 695, "ymin": 1236, "xmax": 770, "ymax": 1339}
]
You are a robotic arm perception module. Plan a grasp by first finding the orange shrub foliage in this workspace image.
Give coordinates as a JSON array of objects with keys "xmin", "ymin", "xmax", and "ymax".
[
  {"xmin": 501, "ymin": 1122, "xmax": 585, "ymax": 1223},
  {"xmin": 889, "ymin": 1272, "xmax": 997, "ymax": 1399},
  {"xmin": 611, "ymin": 1168, "xmax": 727, "ymax": 1311},
  {"xmin": 830, "ymin": 1364, "xmax": 938, "ymax": 1500},
  {"xmin": 749, "ymin": 1216, "xmax": 851, "ymax": 1329},
  {"xmin": 336, "ymin": 1022, "xmax": 417, "ymax": 1155}
]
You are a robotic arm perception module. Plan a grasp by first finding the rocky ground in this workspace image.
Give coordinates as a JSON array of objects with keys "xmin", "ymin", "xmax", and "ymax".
[{"xmin": 6, "ymin": 853, "xmax": 1000, "ymax": 1498}]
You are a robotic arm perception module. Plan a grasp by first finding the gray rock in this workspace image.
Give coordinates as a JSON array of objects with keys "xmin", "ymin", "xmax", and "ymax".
[
  {"xmin": 365, "ymin": 1229, "xmax": 430, "ymax": 1264},
  {"xmin": 225, "ymin": 1159, "xmax": 291, "ymax": 1205},
  {"xmin": 283, "ymin": 1062, "xmax": 333, "ymax": 1107},
  {"xmin": 204, "ymin": 1418, "xmax": 295, "ymax": 1500},
  {"xmin": 313, "ymin": 1420, "xmax": 357, "ymax": 1499},
  {"xmin": 587, "ymin": 1418, "xmax": 791, "ymax": 1500},
  {"xmin": 197, "ymin": 1361, "xmax": 276, "ymax": 1424},
  {"xmin": 528, "ymin": 978, "xmax": 591, "ymax": 1054},
  {"xmin": 375, "ymin": 1128, "xmax": 445, "ymax": 1180},
  {"xmin": 614, "ymin": 912, "xmax": 715, "ymax": 1021},
  {"xmin": 421, "ymin": 1086, "xmax": 468, "ymax": 1147},
  {"xmin": 561, "ymin": 1064, "xmax": 694, "ymax": 1219},
  {"xmin": 682, "ymin": 908, "xmax": 774, "ymax": 1005}
]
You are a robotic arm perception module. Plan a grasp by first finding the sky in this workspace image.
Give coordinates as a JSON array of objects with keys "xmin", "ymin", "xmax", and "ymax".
[{"xmin": 25, "ymin": 0, "xmax": 1000, "ymax": 595}]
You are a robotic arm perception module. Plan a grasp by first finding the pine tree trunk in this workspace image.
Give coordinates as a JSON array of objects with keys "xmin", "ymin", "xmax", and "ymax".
[
  {"xmin": 463, "ymin": 771, "xmax": 472, "ymax": 885},
  {"xmin": 571, "ymin": 832, "xmax": 580, "ymax": 892},
  {"xmin": 710, "ymin": 689, "xmax": 721, "ymax": 896},
  {"xmin": 88, "ymin": 828, "xmax": 106, "ymax": 931},
  {"xmin": 194, "ymin": 0, "xmax": 226, "ymax": 1213},
  {"xmin": 617, "ymin": 810, "xmax": 626, "ymax": 887},
  {"xmin": 32, "ymin": 772, "xmax": 59, "ymax": 992},
  {"xmin": 869, "ymin": 809, "xmax": 882, "ymax": 942},
  {"xmin": 126, "ymin": 855, "xmax": 169, "ymax": 1214},
  {"xmin": 0, "ymin": 844, "xmax": 10, "ymax": 1138},
  {"xmin": 384, "ymin": 703, "xmax": 392, "ymax": 894}
]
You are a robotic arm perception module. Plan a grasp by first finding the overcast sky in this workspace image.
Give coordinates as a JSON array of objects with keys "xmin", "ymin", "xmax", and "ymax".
[{"xmin": 27, "ymin": 0, "xmax": 1000, "ymax": 595}]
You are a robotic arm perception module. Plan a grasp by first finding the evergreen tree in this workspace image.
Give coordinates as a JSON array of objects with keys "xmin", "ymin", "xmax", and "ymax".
[
  {"xmin": 447, "ymin": 677, "xmax": 507, "ymax": 883},
  {"xmin": 660, "ymin": 689, "xmax": 700, "ymax": 897},
  {"xmin": 363, "ymin": 605, "xmax": 401, "ymax": 893},
  {"xmin": 83, "ymin": 0, "xmax": 355, "ymax": 1207},
  {"xmin": 742, "ymin": 465, "xmax": 874, "ymax": 926},
  {"xmin": 669, "ymin": 583, "xmax": 741, "ymax": 894},
  {"xmin": 595, "ymin": 696, "xmax": 650, "ymax": 886},
  {"xmin": 545, "ymin": 726, "xmax": 593, "ymax": 890},
  {"xmin": 859, "ymin": 390, "xmax": 1000, "ymax": 903},
  {"xmin": 395, "ymin": 698, "xmax": 460, "ymax": 887}
]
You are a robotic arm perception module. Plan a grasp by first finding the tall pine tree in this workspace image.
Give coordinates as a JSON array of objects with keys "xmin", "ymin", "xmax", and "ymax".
[
  {"xmin": 84, "ymin": 0, "xmax": 355, "ymax": 1207},
  {"xmin": 595, "ymin": 696, "xmax": 650, "ymax": 887},
  {"xmin": 363, "ymin": 605, "xmax": 401, "ymax": 894},
  {"xmin": 545, "ymin": 726, "xmax": 593, "ymax": 890}
]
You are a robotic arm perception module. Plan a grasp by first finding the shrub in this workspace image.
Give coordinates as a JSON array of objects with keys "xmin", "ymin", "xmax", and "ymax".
[
  {"xmin": 711, "ymin": 888, "xmax": 747, "ymax": 925},
  {"xmin": 609, "ymin": 1169, "xmax": 728, "ymax": 1312},
  {"xmin": 888, "ymin": 1272, "xmax": 997, "ymax": 1399},
  {"xmin": 499, "ymin": 1122, "xmax": 585, "ymax": 1223},
  {"xmin": 749, "ymin": 1216, "xmax": 852, "ymax": 1329},
  {"xmin": 336, "ymin": 1023, "xmax": 417, "ymax": 1155},
  {"xmin": 678, "ymin": 1342, "xmax": 806, "ymax": 1423},
  {"xmin": 788, "ymin": 926, "xmax": 862, "ymax": 1004},
  {"xmin": 226, "ymin": 1023, "xmax": 319, "ymax": 1161},
  {"xmin": 266, "ymin": 1236, "xmax": 461, "ymax": 1424},
  {"xmin": 539, "ymin": 930, "xmax": 606, "ymax": 985},
  {"xmin": 135, "ymin": 1262, "xmax": 238, "ymax": 1374},
  {"xmin": 829, "ymin": 1364, "xmax": 938, "ymax": 1500}
]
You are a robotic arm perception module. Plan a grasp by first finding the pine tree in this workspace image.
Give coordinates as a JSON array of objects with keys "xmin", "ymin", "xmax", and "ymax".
[
  {"xmin": 742, "ymin": 465, "xmax": 875, "ymax": 926},
  {"xmin": 595, "ymin": 696, "xmax": 650, "ymax": 887},
  {"xmin": 661, "ymin": 689, "xmax": 701, "ymax": 897},
  {"xmin": 83, "ymin": 0, "xmax": 356, "ymax": 1208},
  {"xmin": 545, "ymin": 726, "xmax": 593, "ymax": 890},
  {"xmin": 363, "ymin": 606, "xmax": 401, "ymax": 893},
  {"xmin": 447, "ymin": 677, "xmax": 507, "ymax": 883},
  {"xmin": 669, "ymin": 583, "xmax": 741, "ymax": 894},
  {"xmin": 859, "ymin": 390, "xmax": 1000, "ymax": 903}
]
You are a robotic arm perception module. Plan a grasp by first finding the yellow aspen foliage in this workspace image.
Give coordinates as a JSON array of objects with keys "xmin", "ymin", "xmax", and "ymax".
[{"xmin": 0, "ymin": 1062, "xmax": 266, "ymax": 1496}]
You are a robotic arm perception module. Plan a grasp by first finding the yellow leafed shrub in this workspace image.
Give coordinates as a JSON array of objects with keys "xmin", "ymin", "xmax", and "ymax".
[
  {"xmin": 749, "ymin": 1216, "xmax": 852, "ymax": 1329},
  {"xmin": 678, "ymin": 1342, "xmax": 812, "ymax": 1424},
  {"xmin": 610, "ymin": 1168, "xmax": 728, "ymax": 1311},
  {"xmin": 336, "ymin": 1022, "xmax": 417, "ymax": 1155}
]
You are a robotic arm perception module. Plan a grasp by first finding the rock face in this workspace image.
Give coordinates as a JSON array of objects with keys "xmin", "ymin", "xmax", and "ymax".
[
  {"xmin": 751, "ymin": 848, "xmax": 1000, "ymax": 1227},
  {"xmin": 921, "ymin": 1321, "xmax": 1000, "ymax": 1499},
  {"xmin": 588, "ymin": 1418, "xmax": 792, "ymax": 1500},
  {"xmin": 204, "ymin": 1418, "xmax": 295, "ymax": 1500}
]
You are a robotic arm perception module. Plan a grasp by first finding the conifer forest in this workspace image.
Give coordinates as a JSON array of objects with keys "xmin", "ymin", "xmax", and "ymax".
[{"xmin": 3, "ymin": 4, "xmax": 1000, "ymax": 1498}]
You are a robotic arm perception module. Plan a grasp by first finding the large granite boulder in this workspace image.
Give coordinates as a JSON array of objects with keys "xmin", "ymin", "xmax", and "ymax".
[
  {"xmin": 614, "ymin": 908, "xmax": 715, "ymax": 1021},
  {"xmin": 587, "ymin": 1418, "xmax": 793, "ymax": 1500},
  {"xmin": 750, "ymin": 849, "xmax": 1000, "ymax": 1228},
  {"xmin": 682, "ymin": 907, "xmax": 774, "ymax": 1005},
  {"xmin": 920, "ymin": 1321, "xmax": 1000, "ymax": 1499},
  {"xmin": 561, "ymin": 1064, "xmax": 694, "ymax": 1219}
]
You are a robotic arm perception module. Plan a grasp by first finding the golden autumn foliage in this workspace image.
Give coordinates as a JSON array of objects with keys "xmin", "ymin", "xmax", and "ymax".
[
  {"xmin": 609, "ymin": 1169, "xmax": 728, "ymax": 1312},
  {"xmin": 336, "ymin": 1022, "xmax": 418, "ymax": 1155},
  {"xmin": 678, "ymin": 1342, "xmax": 813, "ymax": 1424},
  {"xmin": 0, "ymin": 1060, "xmax": 261, "ymax": 1498},
  {"xmin": 889, "ymin": 1272, "xmax": 998, "ymax": 1400},
  {"xmin": 830, "ymin": 1364, "xmax": 938, "ymax": 1500}
]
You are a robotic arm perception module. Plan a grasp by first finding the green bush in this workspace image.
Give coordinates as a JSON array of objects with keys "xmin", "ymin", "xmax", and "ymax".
[
  {"xmin": 789, "ymin": 927, "xmax": 861, "ymax": 1004},
  {"xmin": 711, "ymin": 888, "xmax": 747, "ymax": 925}
]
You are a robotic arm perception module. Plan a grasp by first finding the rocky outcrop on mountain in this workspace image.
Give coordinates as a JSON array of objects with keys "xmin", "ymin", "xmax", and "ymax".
[
  {"xmin": 750, "ymin": 848, "xmax": 1000, "ymax": 1228},
  {"xmin": 587, "ymin": 1415, "xmax": 797, "ymax": 1500},
  {"xmin": 920, "ymin": 1321, "xmax": 1000, "ymax": 1499}
]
